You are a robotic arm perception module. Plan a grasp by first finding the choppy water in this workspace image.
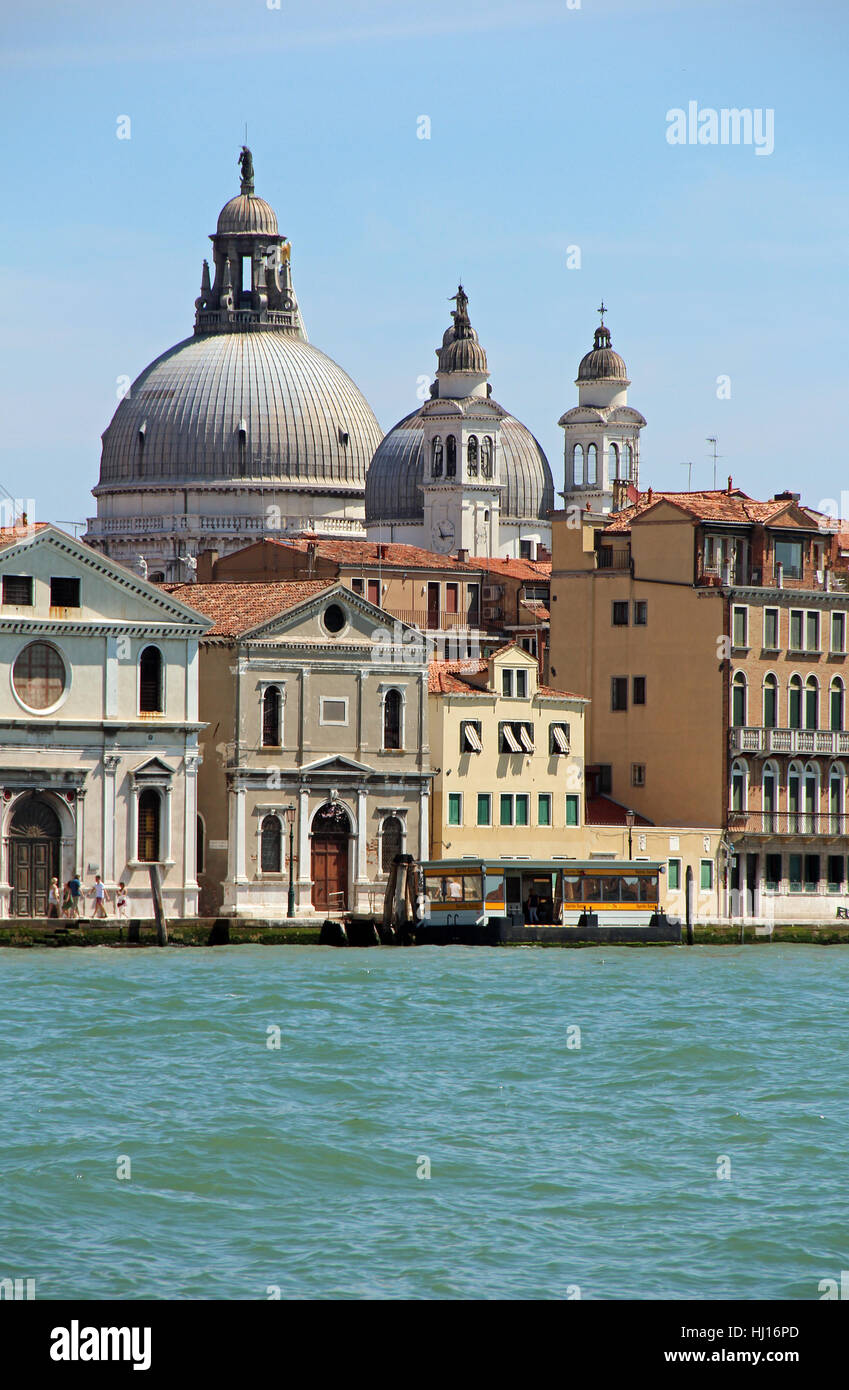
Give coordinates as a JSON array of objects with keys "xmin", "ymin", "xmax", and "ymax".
[{"xmin": 1, "ymin": 944, "xmax": 847, "ymax": 1300}]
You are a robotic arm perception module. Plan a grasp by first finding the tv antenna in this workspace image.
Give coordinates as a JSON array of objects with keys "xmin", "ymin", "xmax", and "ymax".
[
  {"xmin": 706, "ymin": 437, "xmax": 721, "ymax": 490},
  {"xmin": 680, "ymin": 462, "xmax": 694, "ymax": 492}
]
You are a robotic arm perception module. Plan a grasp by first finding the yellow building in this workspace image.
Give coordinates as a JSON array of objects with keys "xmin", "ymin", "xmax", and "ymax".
[{"xmin": 428, "ymin": 643, "xmax": 588, "ymax": 875}]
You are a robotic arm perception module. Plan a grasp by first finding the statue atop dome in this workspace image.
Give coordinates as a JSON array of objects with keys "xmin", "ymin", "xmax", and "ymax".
[
  {"xmin": 239, "ymin": 145, "xmax": 255, "ymax": 195},
  {"xmin": 449, "ymin": 284, "xmax": 471, "ymax": 337}
]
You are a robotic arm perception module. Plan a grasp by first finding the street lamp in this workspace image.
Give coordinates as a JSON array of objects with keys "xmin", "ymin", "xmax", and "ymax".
[
  {"xmin": 625, "ymin": 808, "xmax": 636, "ymax": 860},
  {"xmin": 283, "ymin": 804, "xmax": 296, "ymax": 918}
]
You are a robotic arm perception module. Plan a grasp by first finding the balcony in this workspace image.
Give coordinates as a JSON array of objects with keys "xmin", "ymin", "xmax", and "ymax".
[
  {"xmin": 728, "ymin": 810, "xmax": 849, "ymax": 837},
  {"xmin": 730, "ymin": 726, "xmax": 849, "ymax": 756},
  {"xmin": 596, "ymin": 547, "xmax": 632, "ymax": 571},
  {"xmin": 390, "ymin": 609, "xmax": 479, "ymax": 633}
]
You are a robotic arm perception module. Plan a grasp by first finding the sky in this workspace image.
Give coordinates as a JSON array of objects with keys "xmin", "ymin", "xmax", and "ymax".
[{"xmin": 1, "ymin": 0, "xmax": 847, "ymax": 529}]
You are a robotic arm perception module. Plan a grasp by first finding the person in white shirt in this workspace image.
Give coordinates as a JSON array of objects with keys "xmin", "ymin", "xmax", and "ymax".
[
  {"xmin": 89, "ymin": 875, "xmax": 109, "ymax": 919},
  {"xmin": 115, "ymin": 882, "xmax": 129, "ymax": 919}
]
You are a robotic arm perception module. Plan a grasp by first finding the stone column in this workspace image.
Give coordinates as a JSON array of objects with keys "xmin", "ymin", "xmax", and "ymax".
[
  {"xmin": 74, "ymin": 788, "xmax": 86, "ymax": 877},
  {"xmin": 231, "ymin": 784, "xmax": 248, "ymax": 884},
  {"xmin": 298, "ymin": 785, "xmax": 310, "ymax": 907},
  {"xmin": 103, "ymin": 756, "xmax": 120, "ymax": 883},
  {"xmin": 419, "ymin": 783, "xmax": 430, "ymax": 862},
  {"xmin": 356, "ymin": 786, "xmax": 369, "ymax": 908},
  {"xmin": 184, "ymin": 754, "xmax": 199, "ymax": 912}
]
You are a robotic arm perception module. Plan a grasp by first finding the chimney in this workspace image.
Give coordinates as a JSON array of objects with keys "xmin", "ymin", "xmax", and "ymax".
[
  {"xmin": 457, "ymin": 547, "xmax": 469, "ymax": 563},
  {"xmin": 727, "ymin": 475, "xmax": 733, "ymax": 494},
  {"xmin": 195, "ymin": 548, "xmax": 219, "ymax": 583},
  {"xmin": 306, "ymin": 541, "xmax": 316, "ymax": 576},
  {"xmin": 647, "ymin": 487, "xmax": 653, "ymax": 503}
]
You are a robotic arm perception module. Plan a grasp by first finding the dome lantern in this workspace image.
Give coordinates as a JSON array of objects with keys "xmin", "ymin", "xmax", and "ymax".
[{"xmin": 194, "ymin": 147, "xmax": 303, "ymax": 338}]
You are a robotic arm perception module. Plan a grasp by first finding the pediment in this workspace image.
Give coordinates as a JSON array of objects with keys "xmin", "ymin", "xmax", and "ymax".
[
  {"xmin": 0, "ymin": 526, "xmax": 210, "ymax": 629},
  {"xmin": 300, "ymin": 754, "xmax": 374, "ymax": 776}
]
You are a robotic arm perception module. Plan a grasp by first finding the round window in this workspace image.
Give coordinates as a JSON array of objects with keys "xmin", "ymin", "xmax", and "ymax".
[
  {"xmin": 323, "ymin": 604, "xmax": 346, "ymax": 634},
  {"xmin": 13, "ymin": 641, "xmax": 67, "ymax": 710}
]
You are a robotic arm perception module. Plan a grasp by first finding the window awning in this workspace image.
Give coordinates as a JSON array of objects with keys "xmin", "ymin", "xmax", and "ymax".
[
  {"xmin": 519, "ymin": 726, "xmax": 534, "ymax": 753},
  {"xmin": 552, "ymin": 725, "xmax": 569, "ymax": 753},
  {"xmin": 502, "ymin": 726, "xmax": 521, "ymax": 753},
  {"xmin": 463, "ymin": 724, "xmax": 482, "ymax": 752}
]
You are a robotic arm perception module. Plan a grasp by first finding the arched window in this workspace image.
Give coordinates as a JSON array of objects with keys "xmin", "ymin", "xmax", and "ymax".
[
  {"xmin": 803, "ymin": 762, "xmax": 819, "ymax": 832},
  {"xmin": 732, "ymin": 672, "xmax": 747, "ymax": 727},
  {"xmin": 481, "ymin": 436, "xmax": 493, "ymax": 479},
  {"xmin": 763, "ymin": 673, "xmax": 778, "ymax": 728},
  {"xmin": 138, "ymin": 789, "xmax": 160, "ymax": 862},
  {"xmin": 763, "ymin": 763, "xmax": 777, "ymax": 832},
  {"xmin": 446, "ymin": 435, "xmax": 457, "ymax": 477},
  {"xmin": 624, "ymin": 443, "xmax": 634, "ymax": 479},
  {"xmin": 586, "ymin": 443, "xmax": 597, "ymax": 485},
  {"xmin": 829, "ymin": 764, "xmax": 844, "ymax": 833},
  {"xmin": 381, "ymin": 816, "xmax": 403, "ymax": 874},
  {"xmin": 467, "ymin": 435, "xmax": 479, "ymax": 475},
  {"xmin": 572, "ymin": 443, "xmax": 584, "ymax": 486},
  {"xmin": 261, "ymin": 815, "xmax": 282, "ymax": 873},
  {"xmin": 731, "ymin": 759, "xmax": 747, "ymax": 812},
  {"xmin": 831, "ymin": 677, "xmax": 844, "ymax": 732},
  {"xmin": 789, "ymin": 675, "xmax": 803, "ymax": 730},
  {"xmin": 788, "ymin": 763, "xmax": 802, "ymax": 832},
  {"xmin": 262, "ymin": 686, "xmax": 281, "ymax": 746},
  {"xmin": 805, "ymin": 676, "xmax": 819, "ymax": 730},
  {"xmin": 431, "ymin": 436, "xmax": 443, "ymax": 477},
  {"xmin": 608, "ymin": 443, "xmax": 620, "ymax": 480},
  {"xmin": 139, "ymin": 646, "xmax": 163, "ymax": 714},
  {"xmin": 383, "ymin": 689, "xmax": 402, "ymax": 750}
]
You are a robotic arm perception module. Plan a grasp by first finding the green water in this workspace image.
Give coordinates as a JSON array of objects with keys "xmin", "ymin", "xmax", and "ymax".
[{"xmin": 1, "ymin": 945, "xmax": 846, "ymax": 1299}]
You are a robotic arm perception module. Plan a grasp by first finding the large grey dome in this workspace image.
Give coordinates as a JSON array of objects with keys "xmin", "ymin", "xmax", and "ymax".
[
  {"xmin": 365, "ymin": 404, "xmax": 554, "ymax": 522},
  {"xmin": 97, "ymin": 331, "xmax": 383, "ymax": 487}
]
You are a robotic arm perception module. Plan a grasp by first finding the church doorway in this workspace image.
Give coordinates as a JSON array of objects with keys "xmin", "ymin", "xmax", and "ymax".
[
  {"xmin": 311, "ymin": 803, "xmax": 351, "ymax": 913},
  {"xmin": 9, "ymin": 796, "xmax": 62, "ymax": 917}
]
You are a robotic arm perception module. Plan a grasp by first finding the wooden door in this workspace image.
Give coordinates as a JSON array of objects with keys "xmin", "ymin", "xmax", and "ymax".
[
  {"xmin": 311, "ymin": 836, "xmax": 348, "ymax": 912},
  {"xmin": 10, "ymin": 797, "xmax": 61, "ymax": 917},
  {"xmin": 12, "ymin": 838, "xmax": 54, "ymax": 917}
]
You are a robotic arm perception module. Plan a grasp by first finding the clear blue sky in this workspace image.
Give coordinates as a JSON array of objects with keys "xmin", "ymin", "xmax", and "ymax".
[{"xmin": 1, "ymin": 0, "xmax": 847, "ymax": 528}]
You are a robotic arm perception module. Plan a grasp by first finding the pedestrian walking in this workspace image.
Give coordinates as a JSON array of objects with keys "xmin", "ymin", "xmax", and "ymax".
[
  {"xmin": 47, "ymin": 878, "xmax": 61, "ymax": 918},
  {"xmin": 68, "ymin": 872, "xmax": 83, "ymax": 919},
  {"xmin": 89, "ymin": 874, "xmax": 109, "ymax": 919},
  {"xmin": 115, "ymin": 882, "xmax": 129, "ymax": 919}
]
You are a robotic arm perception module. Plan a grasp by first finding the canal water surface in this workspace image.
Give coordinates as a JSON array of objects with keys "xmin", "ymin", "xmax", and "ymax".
[{"xmin": 1, "ymin": 945, "xmax": 846, "ymax": 1299}]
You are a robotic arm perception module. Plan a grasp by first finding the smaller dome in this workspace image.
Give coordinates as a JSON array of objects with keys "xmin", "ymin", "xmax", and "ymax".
[
  {"xmin": 577, "ymin": 324, "xmax": 628, "ymax": 382},
  {"xmin": 438, "ymin": 331, "xmax": 488, "ymax": 373},
  {"xmin": 216, "ymin": 194, "xmax": 279, "ymax": 236}
]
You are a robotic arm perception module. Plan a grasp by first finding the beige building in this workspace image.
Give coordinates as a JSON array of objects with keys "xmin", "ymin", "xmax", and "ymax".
[
  {"xmin": 195, "ymin": 536, "xmax": 487, "ymax": 652},
  {"xmin": 0, "ymin": 525, "xmax": 210, "ymax": 917},
  {"xmin": 428, "ymin": 643, "xmax": 588, "ymax": 867},
  {"xmin": 550, "ymin": 484, "xmax": 849, "ymax": 922},
  {"xmin": 166, "ymin": 578, "xmax": 431, "ymax": 917}
]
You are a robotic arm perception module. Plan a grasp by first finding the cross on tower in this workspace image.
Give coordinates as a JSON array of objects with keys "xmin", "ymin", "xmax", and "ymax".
[{"xmin": 597, "ymin": 300, "xmax": 607, "ymax": 325}]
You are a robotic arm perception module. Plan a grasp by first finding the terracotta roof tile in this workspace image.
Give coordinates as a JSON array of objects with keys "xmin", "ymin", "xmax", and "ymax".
[
  {"xmin": 471, "ymin": 555, "xmax": 552, "ymax": 579},
  {"xmin": 282, "ymin": 535, "xmax": 483, "ymax": 572},
  {"xmin": 163, "ymin": 580, "xmax": 333, "ymax": 635},
  {"xmin": 603, "ymin": 489, "xmax": 820, "ymax": 533},
  {"xmin": 427, "ymin": 658, "xmax": 587, "ymax": 701},
  {"xmin": 0, "ymin": 523, "xmax": 50, "ymax": 549}
]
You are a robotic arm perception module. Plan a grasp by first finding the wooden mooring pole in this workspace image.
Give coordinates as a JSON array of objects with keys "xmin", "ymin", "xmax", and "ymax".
[{"xmin": 148, "ymin": 864, "xmax": 168, "ymax": 946}]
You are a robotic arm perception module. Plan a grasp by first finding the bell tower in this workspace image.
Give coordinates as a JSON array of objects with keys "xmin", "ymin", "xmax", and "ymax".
[
  {"xmin": 420, "ymin": 287, "xmax": 504, "ymax": 557},
  {"xmin": 559, "ymin": 304, "xmax": 646, "ymax": 514}
]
